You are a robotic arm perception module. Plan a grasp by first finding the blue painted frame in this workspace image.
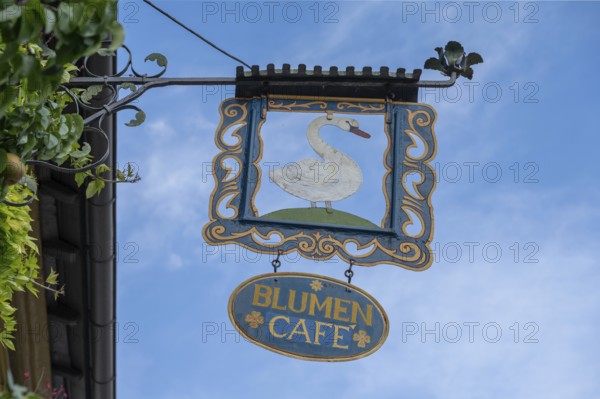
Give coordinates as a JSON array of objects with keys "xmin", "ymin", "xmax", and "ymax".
[{"xmin": 203, "ymin": 96, "xmax": 437, "ymax": 270}]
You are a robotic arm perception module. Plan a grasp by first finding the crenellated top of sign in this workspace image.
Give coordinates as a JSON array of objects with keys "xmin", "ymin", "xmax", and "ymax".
[
  {"xmin": 237, "ymin": 64, "xmax": 423, "ymax": 80},
  {"xmin": 235, "ymin": 64, "xmax": 422, "ymax": 101}
]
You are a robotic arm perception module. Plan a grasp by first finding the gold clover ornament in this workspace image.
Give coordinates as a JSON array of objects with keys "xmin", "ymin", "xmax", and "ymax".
[
  {"xmin": 353, "ymin": 330, "xmax": 371, "ymax": 348},
  {"xmin": 244, "ymin": 311, "xmax": 264, "ymax": 328}
]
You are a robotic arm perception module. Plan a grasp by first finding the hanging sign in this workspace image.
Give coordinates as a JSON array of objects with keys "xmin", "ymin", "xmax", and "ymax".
[
  {"xmin": 203, "ymin": 95, "xmax": 437, "ymax": 270},
  {"xmin": 228, "ymin": 272, "xmax": 389, "ymax": 361}
]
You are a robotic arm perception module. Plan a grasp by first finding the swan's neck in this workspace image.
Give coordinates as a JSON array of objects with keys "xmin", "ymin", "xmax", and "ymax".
[{"xmin": 307, "ymin": 118, "xmax": 342, "ymax": 160}]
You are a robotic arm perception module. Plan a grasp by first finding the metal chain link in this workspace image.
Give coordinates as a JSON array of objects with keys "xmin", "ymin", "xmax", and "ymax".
[
  {"xmin": 272, "ymin": 249, "xmax": 283, "ymax": 273},
  {"xmin": 344, "ymin": 259, "xmax": 355, "ymax": 284}
]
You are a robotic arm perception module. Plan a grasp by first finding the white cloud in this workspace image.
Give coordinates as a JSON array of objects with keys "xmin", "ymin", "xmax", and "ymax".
[
  {"xmin": 167, "ymin": 253, "xmax": 184, "ymax": 270},
  {"xmin": 147, "ymin": 118, "xmax": 176, "ymax": 141}
]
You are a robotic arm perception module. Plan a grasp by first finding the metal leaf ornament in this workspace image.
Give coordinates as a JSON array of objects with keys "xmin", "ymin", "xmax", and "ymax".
[{"xmin": 424, "ymin": 41, "xmax": 483, "ymax": 80}]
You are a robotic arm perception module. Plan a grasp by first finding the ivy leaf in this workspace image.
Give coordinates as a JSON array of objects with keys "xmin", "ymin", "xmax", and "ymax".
[
  {"xmin": 58, "ymin": 121, "xmax": 69, "ymax": 136},
  {"xmin": 85, "ymin": 179, "xmax": 104, "ymax": 198},
  {"xmin": 85, "ymin": 181, "xmax": 98, "ymax": 198},
  {"xmin": 74, "ymin": 172, "xmax": 87, "ymax": 187},
  {"xmin": 125, "ymin": 110, "xmax": 146, "ymax": 127},
  {"xmin": 424, "ymin": 57, "xmax": 444, "ymax": 71},
  {"xmin": 7, "ymin": 219, "xmax": 21, "ymax": 231},
  {"xmin": 94, "ymin": 164, "xmax": 111, "ymax": 175},
  {"xmin": 70, "ymin": 142, "xmax": 91, "ymax": 158},
  {"xmin": 115, "ymin": 170, "xmax": 126, "ymax": 181},
  {"xmin": 3, "ymin": 338, "xmax": 15, "ymax": 351},
  {"xmin": 80, "ymin": 85, "xmax": 104, "ymax": 104},
  {"xmin": 145, "ymin": 53, "xmax": 168, "ymax": 68},
  {"xmin": 38, "ymin": 107, "xmax": 51, "ymax": 129},
  {"xmin": 45, "ymin": 134, "xmax": 59, "ymax": 149},
  {"xmin": 71, "ymin": 114, "xmax": 84, "ymax": 137},
  {"xmin": 59, "ymin": 65, "xmax": 72, "ymax": 84},
  {"xmin": 46, "ymin": 268, "xmax": 59, "ymax": 285},
  {"xmin": 2, "ymin": 303, "xmax": 17, "ymax": 316}
]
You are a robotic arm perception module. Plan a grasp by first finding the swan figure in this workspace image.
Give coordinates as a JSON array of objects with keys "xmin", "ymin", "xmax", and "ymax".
[{"xmin": 269, "ymin": 115, "xmax": 371, "ymax": 209}]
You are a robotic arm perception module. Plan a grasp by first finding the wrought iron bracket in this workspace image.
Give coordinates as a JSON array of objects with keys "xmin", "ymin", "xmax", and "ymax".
[
  {"xmin": 64, "ymin": 41, "xmax": 477, "ymax": 126},
  {"xmin": 67, "ymin": 73, "xmax": 458, "ymax": 126}
]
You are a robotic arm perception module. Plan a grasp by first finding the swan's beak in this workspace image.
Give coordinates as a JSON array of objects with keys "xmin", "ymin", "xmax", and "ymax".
[{"xmin": 349, "ymin": 126, "xmax": 371, "ymax": 139}]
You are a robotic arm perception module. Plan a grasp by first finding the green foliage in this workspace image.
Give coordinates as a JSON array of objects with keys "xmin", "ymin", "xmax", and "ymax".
[
  {"xmin": 0, "ymin": 186, "xmax": 65, "ymax": 349},
  {"xmin": 0, "ymin": 0, "xmax": 124, "ymax": 349},
  {"xmin": 424, "ymin": 40, "xmax": 483, "ymax": 80},
  {"xmin": 0, "ymin": 0, "xmax": 123, "ymax": 86},
  {"xmin": 0, "ymin": 0, "xmax": 125, "ymax": 203},
  {"xmin": 0, "ymin": 188, "xmax": 38, "ymax": 351},
  {"xmin": 75, "ymin": 162, "xmax": 141, "ymax": 199}
]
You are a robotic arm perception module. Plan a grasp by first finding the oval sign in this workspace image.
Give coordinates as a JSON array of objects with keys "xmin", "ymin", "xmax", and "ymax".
[{"xmin": 228, "ymin": 272, "xmax": 389, "ymax": 361}]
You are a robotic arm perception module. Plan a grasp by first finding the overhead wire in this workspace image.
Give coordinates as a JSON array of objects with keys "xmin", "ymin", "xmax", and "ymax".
[{"xmin": 142, "ymin": 0, "xmax": 252, "ymax": 69}]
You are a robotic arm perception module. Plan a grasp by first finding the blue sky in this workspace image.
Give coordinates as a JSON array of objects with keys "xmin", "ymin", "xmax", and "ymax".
[{"xmin": 114, "ymin": 2, "xmax": 600, "ymax": 398}]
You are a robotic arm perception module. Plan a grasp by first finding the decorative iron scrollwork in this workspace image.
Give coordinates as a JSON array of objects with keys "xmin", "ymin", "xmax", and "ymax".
[{"xmin": 82, "ymin": 44, "xmax": 168, "ymax": 79}]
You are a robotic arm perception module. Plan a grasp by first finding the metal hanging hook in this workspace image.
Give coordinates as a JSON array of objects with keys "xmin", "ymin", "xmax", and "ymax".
[
  {"xmin": 272, "ymin": 249, "xmax": 283, "ymax": 273},
  {"xmin": 344, "ymin": 259, "xmax": 355, "ymax": 284}
]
